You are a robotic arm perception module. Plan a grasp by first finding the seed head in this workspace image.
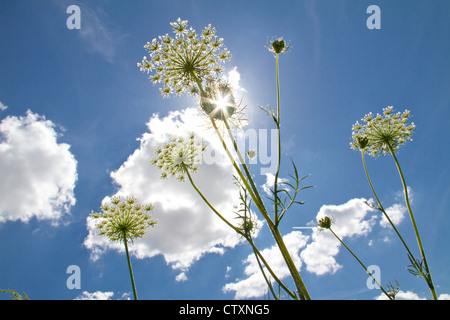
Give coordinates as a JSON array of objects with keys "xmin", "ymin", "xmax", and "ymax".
[
  {"xmin": 317, "ymin": 216, "xmax": 334, "ymax": 230},
  {"xmin": 267, "ymin": 37, "xmax": 291, "ymax": 55},
  {"xmin": 199, "ymin": 79, "xmax": 236, "ymax": 120}
]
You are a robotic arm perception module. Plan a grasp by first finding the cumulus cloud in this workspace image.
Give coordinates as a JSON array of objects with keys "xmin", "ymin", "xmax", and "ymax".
[
  {"xmin": 0, "ymin": 110, "xmax": 77, "ymax": 224},
  {"xmin": 261, "ymin": 173, "xmax": 288, "ymax": 196},
  {"xmin": 75, "ymin": 291, "xmax": 115, "ymax": 300},
  {"xmin": 222, "ymin": 231, "xmax": 309, "ymax": 299},
  {"xmin": 375, "ymin": 290, "xmax": 426, "ymax": 300},
  {"xmin": 223, "ymin": 198, "xmax": 382, "ymax": 299},
  {"xmin": 301, "ymin": 198, "xmax": 377, "ymax": 276},
  {"xmin": 84, "ymin": 107, "xmax": 263, "ymax": 274}
]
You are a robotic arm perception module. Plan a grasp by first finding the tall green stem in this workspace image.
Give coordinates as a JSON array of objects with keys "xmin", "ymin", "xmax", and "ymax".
[
  {"xmin": 274, "ymin": 53, "xmax": 282, "ymax": 224},
  {"xmin": 190, "ymin": 70, "xmax": 310, "ymax": 300},
  {"xmin": 328, "ymin": 228, "xmax": 393, "ymax": 300},
  {"xmin": 185, "ymin": 167, "xmax": 297, "ymax": 299},
  {"xmin": 123, "ymin": 233, "xmax": 138, "ymax": 300},
  {"xmin": 387, "ymin": 144, "xmax": 437, "ymax": 300}
]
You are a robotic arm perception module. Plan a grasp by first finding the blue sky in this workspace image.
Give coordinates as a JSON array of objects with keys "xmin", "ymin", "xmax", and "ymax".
[{"xmin": 1, "ymin": 0, "xmax": 449, "ymax": 300}]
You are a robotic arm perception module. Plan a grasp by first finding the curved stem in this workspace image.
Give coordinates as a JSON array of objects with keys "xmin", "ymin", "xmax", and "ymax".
[
  {"xmin": 387, "ymin": 145, "xmax": 437, "ymax": 300},
  {"xmin": 329, "ymin": 228, "xmax": 393, "ymax": 300},
  {"xmin": 123, "ymin": 233, "xmax": 138, "ymax": 300},
  {"xmin": 189, "ymin": 70, "xmax": 310, "ymax": 300},
  {"xmin": 185, "ymin": 166, "xmax": 297, "ymax": 299}
]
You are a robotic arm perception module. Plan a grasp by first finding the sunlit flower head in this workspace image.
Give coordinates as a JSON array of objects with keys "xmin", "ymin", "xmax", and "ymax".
[
  {"xmin": 137, "ymin": 18, "xmax": 232, "ymax": 97},
  {"xmin": 151, "ymin": 133, "xmax": 207, "ymax": 181},
  {"xmin": 90, "ymin": 196, "xmax": 157, "ymax": 243},
  {"xmin": 351, "ymin": 106, "xmax": 415, "ymax": 157},
  {"xmin": 199, "ymin": 78, "xmax": 236, "ymax": 120}
]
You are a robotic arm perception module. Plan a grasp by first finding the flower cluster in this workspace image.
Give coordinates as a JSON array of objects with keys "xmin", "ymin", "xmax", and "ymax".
[
  {"xmin": 151, "ymin": 133, "xmax": 207, "ymax": 181},
  {"xmin": 137, "ymin": 18, "xmax": 231, "ymax": 97},
  {"xmin": 350, "ymin": 106, "xmax": 415, "ymax": 156},
  {"xmin": 90, "ymin": 196, "xmax": 157, "ymax": 242}
]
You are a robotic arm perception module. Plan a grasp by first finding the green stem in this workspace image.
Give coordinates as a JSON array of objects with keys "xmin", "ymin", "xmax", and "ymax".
[
  {"xmin": 274, "ymin": 52, "xmax": 282, "ymax": 225},
  {"xmin": 387, "ymin": 144, "xmax": 437, "ymax": 300},
  {"xmin": 328, "ymin": 228, "xmax": 393, "ymax": 300},
  {"xmin": 184, "ymin": 167, "xmax": 240, "ymax": 233},
  {"xmin": 190, "ymin": 70, "xmax": 310, "ymax": 300},
  {"xmin": 123, "ymin": 233, "xmax": 138, "ymax": 300},
  {"xmin": 361, "ymin": 150, "xmax": 414, "ymax": 258},
  {"xmin": 185, "ymin": 166, "xmax": 297, "ymax": 299}
]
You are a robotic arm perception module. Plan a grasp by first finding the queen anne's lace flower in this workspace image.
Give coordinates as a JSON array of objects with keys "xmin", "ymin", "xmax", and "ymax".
[
  {"xmin": 90, "ymin": 196, "xmax": 157, "ymax": 242},
  {"xmin": 351, "ymin": 106, "xmax": 415, "ymax": 157},
  {"xmin": 138, "ymin": 18, "xmax": 231, "ymax": 97},
  {"xmin": 151, "ymin": 133, "xmax": 207, "ymax": 181}
]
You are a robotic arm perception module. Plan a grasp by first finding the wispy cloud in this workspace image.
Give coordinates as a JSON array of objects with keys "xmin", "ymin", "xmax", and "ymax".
[
  {"xmin": 0, "ymin": 101, "xmax": 7, "ymax": 111},
  {"xmin": 57, "ymin": 0, "xmax": 125, "ymax": 63},
  {"xmin": 77, "ymin": 4, "xmax": 124, "ymax": 63}
]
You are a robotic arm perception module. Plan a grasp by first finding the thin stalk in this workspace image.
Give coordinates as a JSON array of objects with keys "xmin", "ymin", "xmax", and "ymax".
[
  {"xmin": 186, "ymin": 166, "xmax": 297, "ymax": 299},
  {"xmin": 249, "ymin": 237, "xmax": 279, "ymax": 300},
  {"xmin": 361, "ymin": 150, "xmax": 414, "ymax": 257},
  {"xmin": 123, "ymin": 233, "xmax": 138, "ymax": 300},
  {"xmin": 190, "ymin": 70, "xmax": 310, "ymax": 300},
  {"xmin": 274, "ymin": 52, "xmax": 282, "ymax": 224},
  {"xmin": 247, "ymin": 237, "xmax": 298, "ymax": 300},
  {"xmin": 328, "ymin": 228, "xmax": 393, "ymax": 300},
  {"xmin": 387, "ymin": 144, "xmax": 437, "ymax": 300},
  {"xmin": 184, "ymin": 167, "xmax": 240, "ymax": 233}
]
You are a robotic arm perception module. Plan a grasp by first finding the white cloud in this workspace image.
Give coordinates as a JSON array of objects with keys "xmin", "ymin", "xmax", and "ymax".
[
  {"xmin": 376, "ymin": 291, "xmax": 450, "ymax": 300},
  {"xmin": 75, "ymin": 291, "xmax": 115, "ymax": 300},
  {"xmin": 301, "ymin": 198, "xmax": 377, "ymax": 276},
  {"xmin": 0, "ymin": 101, "xmax": 7, "ymax": 111},
  {"xmin": 375, "ymin": 290, "xmax": 426, "ymax": 300},
  {"xmin": 84, "ymin": 107, "xmax": 263, "ymax": 274},
  {"xmin": 261, "ymin": 173, "xmax": 288, "ymax": 196},
  {"xmin": 0, "ymin": 110, "xmax": 77, "ymax": 224},
  {"xmin": 222, "ymin": 67, "xmax": 246, "ymax": 93},
  {"xmin": 380, "ymin": 203, "xmax": 406, "ymax": 228},
  {"xmin": 222, "ymin": 231, "xmax": 309, "ymax": 299},
  {"xmin": 175, "ymin": 272, "xmax": 188, "ymax": 282}
]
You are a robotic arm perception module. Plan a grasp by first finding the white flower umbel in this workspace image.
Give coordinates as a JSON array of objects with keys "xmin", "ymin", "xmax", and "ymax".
[
  {"xmin": 90, "ymin": 196, "xmax": 156, "ymax": 300},
  {"xmin": 351, "ymin": 106, "xmax": 415, "ymax": 156},
  {"xmin": 138, "ymin": 18, "xmax": 231, "ymax": 97},
  {"xmin": 151, "ymin": 133, "xmax": 207, "ymax": 181}
]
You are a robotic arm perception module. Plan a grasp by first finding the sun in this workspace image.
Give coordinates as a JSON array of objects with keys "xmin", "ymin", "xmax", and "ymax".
[{"xmin": 215, "ymin": 95, "xmax": 230, "ymax": 113}]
